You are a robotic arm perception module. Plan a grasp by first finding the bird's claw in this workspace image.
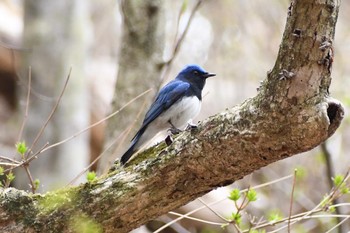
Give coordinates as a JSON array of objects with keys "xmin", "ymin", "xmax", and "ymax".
[
  {"xmin": 168, "ymin": 127, "xmax": 182, "ymax": 135},
  {"xmin": 186, "ymin": 123, "xmax": 198, "ymax": 131}
]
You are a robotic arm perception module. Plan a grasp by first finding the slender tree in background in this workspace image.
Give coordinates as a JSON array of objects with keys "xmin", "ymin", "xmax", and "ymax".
[
  {"xmin": 98, "ymin": 0, "xmax": 165, "ymax": 172},
  {"xmin": 17, "ymin": 0, "xmax": 90, "ymax": 190},
  {"xmin": 0, "ymin": 0, "xmax": 346, "ymax": 232}
]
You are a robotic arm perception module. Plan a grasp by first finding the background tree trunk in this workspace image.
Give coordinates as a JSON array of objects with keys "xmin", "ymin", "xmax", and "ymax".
[
  {"xmin": 17, "ymin": 0, "xmax": 90, "ymax": 191},
  {"xmin": 97, "ymin": 0, "xmax": 165, "ymax": 173},
  {"xmin": 0, "ymin": 0, "xmax": 344, "ymax": 232}
]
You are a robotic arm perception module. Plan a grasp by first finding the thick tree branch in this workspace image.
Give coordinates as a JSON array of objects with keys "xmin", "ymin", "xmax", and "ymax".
[{"xmin": 0, "ymin": 0, "xmax": 344, "ymax": 232}]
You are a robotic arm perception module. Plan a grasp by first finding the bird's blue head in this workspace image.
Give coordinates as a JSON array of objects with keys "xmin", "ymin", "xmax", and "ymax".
[{"xmin": 176, "ymin": 64, "xmax": 215, "ymax": 90}]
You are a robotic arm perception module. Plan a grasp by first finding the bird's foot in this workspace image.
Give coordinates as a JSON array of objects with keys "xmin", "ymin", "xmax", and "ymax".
[
  {"xmin": 168, "ymin": 127, "xmax": 182, "ymax": 135},
  {"xmin": 165, "ymin": 135, "xmax": 173, "ymax": 146},
  {"xmin": 165, "ymin": 126, "xmax": 182, "ymax": 146},
  {"xmin": 186, "ymin": 123, "xmax": 198, "ymax": 131}
]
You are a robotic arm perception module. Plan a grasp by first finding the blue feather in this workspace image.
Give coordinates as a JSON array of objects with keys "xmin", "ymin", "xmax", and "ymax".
[{"xmin": 120, "ymin": 64, "xmax": 215, "ymax": 165}]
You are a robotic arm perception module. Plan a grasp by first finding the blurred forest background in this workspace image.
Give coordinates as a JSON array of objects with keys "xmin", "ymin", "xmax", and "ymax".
[{"xmin": 0, "ymin": 0, "xmax": 349, "ymax": 232}]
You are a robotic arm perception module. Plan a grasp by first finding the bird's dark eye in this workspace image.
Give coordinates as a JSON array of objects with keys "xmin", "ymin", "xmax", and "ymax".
[{"xmin": 193, "ymin": 70, "xmax": 199, "ymax": 75}]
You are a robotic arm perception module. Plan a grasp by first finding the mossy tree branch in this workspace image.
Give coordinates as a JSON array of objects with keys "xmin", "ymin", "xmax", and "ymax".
[{"xmin": 0, "ymin": 0, "xmax": 344, "ymax": 232}]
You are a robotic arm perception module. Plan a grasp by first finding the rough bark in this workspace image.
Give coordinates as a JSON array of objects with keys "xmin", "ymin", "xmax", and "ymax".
[
  {"xmin": 98, "ymin": 0, "xmax": 165, "ymax": 172},
  {"xmin": 0, "ymin": 0, "xmax": 344, "ymax": 232}
]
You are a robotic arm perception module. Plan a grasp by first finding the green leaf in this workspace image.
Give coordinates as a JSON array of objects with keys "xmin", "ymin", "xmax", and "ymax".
[
  {"xmin": 0, "ymin": 166, "xmax": 4, "ymax": 176},
  {"xmin": 333, "ymin": 175, "xmax": 344, "ymax": 187},
  {"xmin": 34, "ymin": 179, "xmax": 40, "ymax": 190},
  {"xmin": 229, "ymin": 188, "xmax": 241, "ymax": 201},
  {"xmin": 267, "ymin": 210, "xmax": 282, "ymax": 223},
  {"xmin": 295, "ymin": 166, "xmax": 307, "ymax": 180},
  {"xmin": 247, "ymin": 189, "xmax": 257, "ymax": 202},
  {"xmin": 341, "ymin": 186, "xmax": 349, "ymax": 194},
  {"xmin": 320, "ymin": 195, "xmax": 331, "ymax": 207},
  {"xmin": 221, "ymin": 223, "xmax": 229, "ymax": 229},
  {"xmin": 6, "ymin": 172, "xmax": 15, "ymax": 183},
  {"xmin": 230, "ymin": 212, "xmax": 241, "ymax": 224},
  {"xmin": 328, "ymin": 206, "xmax": 336, "ymax": 213},
  {"xmin": 249, "ymin": 230, "xmax": 266, "ymax": 233},
  {"xmin": 16, "ymin": 141, "xmax": 28, "ymax": 155},
  {"xmin": 87, "ymin": 171, "xmax": 96, "ymax": 182}
]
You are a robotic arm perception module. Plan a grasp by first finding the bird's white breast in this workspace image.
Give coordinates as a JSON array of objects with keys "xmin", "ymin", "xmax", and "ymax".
[
  {"xmin": 134, "ymin": 96, "xmax": 201, "ymax": 150},
  {"xmin": 161, "ymin": 96, "xmax": 201, "ymax": 129}
]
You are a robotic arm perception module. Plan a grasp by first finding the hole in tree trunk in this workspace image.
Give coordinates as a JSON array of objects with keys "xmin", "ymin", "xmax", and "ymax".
[{"xmin": 326, "ymin": 99, "xmax": 344, "ymax": 137}]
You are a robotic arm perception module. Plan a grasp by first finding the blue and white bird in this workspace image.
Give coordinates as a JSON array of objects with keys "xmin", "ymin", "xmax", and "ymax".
[{"xmin": 120, "ymin": 64, "xmax": 215, "ymax": 165}]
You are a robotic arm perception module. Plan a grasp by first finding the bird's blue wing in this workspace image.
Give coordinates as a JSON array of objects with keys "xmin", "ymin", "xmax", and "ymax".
[
  {"xmin": 129, "ymin": 80, "xmax": 189, "ymax": 143},
  {"xmin": 122, "ymin": 80, "xmax": 189, "ymax": 163},
  {"xmin": 142, "ymin": 80, "xmax": 190, "ymax": 127}
]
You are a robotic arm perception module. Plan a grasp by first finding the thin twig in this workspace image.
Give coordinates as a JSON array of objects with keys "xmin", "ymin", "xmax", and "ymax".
[
  {"xmin": 309, "ymin": 214, "xmax": 350, "ymax": 219},
  {"xmin": 0, "ymin": 156, "xmax": 20, "ymax": 164},
  {"xmin": 65, "ymin": 89, "xmax": 150, "ymax": 185},
  {"xmin": 233, "ymin": 223, "xmax": 244, "ymax": 233},
  {"xmin": 12, "ymin": 66, "xmax": 33, "ymax": 190},
  {"xmin": 236, "ymin": 186, "xmax": 249, "ymax": 213},
  {"xmin": 32, "ymin": 142, "xmax": 50, "ymax": 157},
  {"xmin": 250, "ymin": 211, "xmax": 350, "ymax": 233},
  {"xmin": 102, "ymin": 103, "xmax": 147, "ymax": 174},
  {"xmin": 157, "ymin": 174, "xmax": 293, "ymax": 233},
  {"xmin": 171, "ymin": 1, "xmax": 183, "ymax": 49},
  {"xmin": 168, "ymin": 212, "xmax": 225, "ymax": 226},
  {"xmin": 252, "ymin": 168, "xmax": 350, "ymax": 232},
  {"xmin": 17, "ymin": 66, "xmax": 32, "ymax": 143},
  {"xmin": 321, "ymin": 142, "xmax": 344, "ymax": 233},
  {"xmin": 158, "ymin": 0, "xmax": 203, "ymax": 88},
  {"xmin": 27, "ymin": 89, "xmax": 151, "ymax": 167},
  {"xmin": 102, "ymin": 98, "xmax": 149, "ymax": 174},
  {"xmin": 7, "ymin": 39, "xmax": 57, "ymax": 103},
  {"xmin": 241, "ymin": 174, "xmax": 294, "ymax": 193},
  {"xmin": 156, "ymin": 209, "xmax": 201, "ymax": 233},
  {"xmin": 325, "ymin": 216, "xmax": 350, "ymax": 233},
  {"xmin": 331, "ymin": 203, "xmax": 350, "ymax": 208},
  {"xmin": 167, "ymin": 0, "xmax": 203, "ymax": 65},
  {"xmin": 3, "ymin": 142, "xmax": 50, "ymax": 173},
  {"xmin": 322, "ymin": 143, "xmax": 336, "ymax": 193},
  {"xmin": 288, "ymin": 169, "xmax": 297, "ymax": 233},
  {"xmin": 23, "ymin": 166, "xmax": 36, "ymax": 193},
  {"xmin": 0, "ymin": 162, "xmax": 18, "ymax": 167},
  {"xmin": 27, "ymin": 68, "xmax": 72, "ymax": 155},
  {"xmin": 198, "ymin": 198, "xmax": 229, "ymax": 222},
  {"xmin": 67, "ymin": 126, "xmax": 131, "ymax": 186},
  {"xmin": 299, "ymin": 168, "xmax": 350, "ymax": 221}
]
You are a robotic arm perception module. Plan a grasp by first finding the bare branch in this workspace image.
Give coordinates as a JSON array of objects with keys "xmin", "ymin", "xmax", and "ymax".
[
  {"xmin": 0, "ymin": 1, "xmax": 344, "ymax": 232},
  {"xmin": 27, "ymin": 68, "xmax": 72, "ymax": 154},
  {"xmin": 158, "ymin": 0, "xmax": 203, "ymax": 87},
  {"xmin": 288, "ymin": 169, "xmax": 297, "ymax": 233},
  {"xmin": 17, "ymin": 66, "xmax": 32, "ymax": 143},
  {"xmin": 67, "ymin": 92, "xmax": 150, "ymax": 185}
]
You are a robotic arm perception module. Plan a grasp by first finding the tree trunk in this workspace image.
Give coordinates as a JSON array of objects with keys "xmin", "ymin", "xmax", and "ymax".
[
  {"xmin": 98, "ymin": 0, "xmax": 165, "ymax": 173},
  {"xmin": 0, "ymin": 0, "xmax": 344, "ymax": 232},
  {"xmin": 17, "ymin": 0, "xmax": 90, "ymax": 191}
]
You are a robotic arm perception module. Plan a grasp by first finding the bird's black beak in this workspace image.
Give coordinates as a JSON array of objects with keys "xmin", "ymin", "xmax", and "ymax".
[{"xmin": 203, "ymin": 72, "xmax": 216, "ymax": 78}]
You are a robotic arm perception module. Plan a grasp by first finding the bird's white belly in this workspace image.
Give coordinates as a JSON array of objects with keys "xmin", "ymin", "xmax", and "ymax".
[
  {"xmin": 135, "ymin": 96, "xmax": 201, "ymax": 150},
  {"xmin": 159, "ymin": 96, "xmax": 201, "ymax": 129}
]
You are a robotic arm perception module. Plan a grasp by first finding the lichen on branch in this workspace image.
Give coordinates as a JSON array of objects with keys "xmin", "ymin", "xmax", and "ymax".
[{"xmin": 0, "ymin": 0, "xmax": 344, "ymax": 232}]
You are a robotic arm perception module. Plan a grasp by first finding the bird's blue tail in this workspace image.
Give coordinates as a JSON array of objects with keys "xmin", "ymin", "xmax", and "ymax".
[
  {"xmin": 120, "ymin": 142, "xmax": 136, "ymax": 165},
  {"xmin": 120, "ymin": 130, "xmax": 144, "ymax": 165}
]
